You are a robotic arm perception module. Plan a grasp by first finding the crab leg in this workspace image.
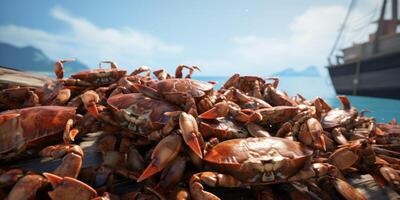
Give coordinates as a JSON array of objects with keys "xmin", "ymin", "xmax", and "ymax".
[
  {"xmin": 153, "ymin": 69, "xmax": 171, "ymax": 80},
  {"xmin": 137, "ymin": 133, "xmax": 182, "ymax": 182},
  {"xmin": 54, "ymin": 59, "xmax": 76, "ymax": 79},
  {"xmin": 131, "ymin": 66, "xmax": 151, "ymax": 77},
  {"xmin": 175, "ymin": 64, "xmax": 200, "ymax": 79},
  {"xmin": 99, "ymin": 60, "xmax": 118, "ymax": 69}
]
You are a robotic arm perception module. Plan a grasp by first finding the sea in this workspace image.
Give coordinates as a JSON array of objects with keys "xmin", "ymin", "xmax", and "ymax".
[{"xmin": 194, "ymin": 76, "xmax": 400, "ymax": 123}]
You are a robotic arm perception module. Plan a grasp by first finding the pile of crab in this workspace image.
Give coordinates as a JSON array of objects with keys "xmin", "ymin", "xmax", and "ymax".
[{"xmin": 1, "ymin": 59, "xmax": 400, "ymax": 200}]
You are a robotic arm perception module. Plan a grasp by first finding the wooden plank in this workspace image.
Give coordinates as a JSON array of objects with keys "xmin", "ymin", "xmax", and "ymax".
[{"xmin": 0, "ymin": 66, "xmax": 49, "ymax": 88}]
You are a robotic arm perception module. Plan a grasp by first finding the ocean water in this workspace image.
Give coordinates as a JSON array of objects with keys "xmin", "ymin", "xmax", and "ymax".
[{"xmin": 194, "ymin": 76, "xmax": 400, "ymax": 122}]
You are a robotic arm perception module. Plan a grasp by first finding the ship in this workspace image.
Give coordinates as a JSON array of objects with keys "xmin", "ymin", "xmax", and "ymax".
[{"xmin": 327, "ymin": 0, "xmax": 400, "ymax": 99}]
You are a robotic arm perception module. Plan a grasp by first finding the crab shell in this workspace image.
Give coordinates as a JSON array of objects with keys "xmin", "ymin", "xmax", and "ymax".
[
  {"xmin": 107, "ymin": 93, "xmax": 180, "ymax": 131},
  {"xmin": 148, "ymin": 78, "xmax": 214, "ymax": 98},
  {"xmin": 0, "ymin": 106, "xmax": 76, "ymax": 159},
  {"xmin": 204, "ymin": 137, "xmax": 313, "ymax": 184},
  {"xmin": 70, "ymin": 68, "xmax": 126, "ymax": 86},
  {"xmin": 321, "ymin": 108, "xmax": 357, "ymax": 130}
]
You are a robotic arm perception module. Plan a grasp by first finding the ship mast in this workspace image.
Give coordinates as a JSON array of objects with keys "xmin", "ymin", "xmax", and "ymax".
[{"xmin": 373, "ymin": 0, "xmax": 399, "ymax": 53}]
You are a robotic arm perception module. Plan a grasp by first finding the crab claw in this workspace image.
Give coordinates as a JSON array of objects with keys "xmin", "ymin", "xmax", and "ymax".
[
  {"xmin": 54, "ymin": 88, "xmax": 71, "ymax": 105},
  {"xmin": 314, "ymin": 97, "xmax": 332, "ymax": 120},
  {"xmin": 6, "ymin": 174, "xmax": 47, "ymax": 200},
  {"xmin": 198, "ymin": 102, "xmax": 229, "ymax": 119},
  {"xmin": 63, "ymin": 119, "xmax": 79, "ymax": 143},
  {"xmin": 337, "ymin": 95, "xmax": 351, "ymax": 111},
  {"xmin": 328, "ymin": 146, "xmax": 359, "ymax": 170},
  {"xmin": 299, "ymin": 118, "xmax": 326, "ymax": 151},
  {"xmin": 54, "ymin": 59, "xmax": 76, "ymax": 79},
  {"xmin": 43, "ymin": 173, "xmax": 97, "ymax": 200},
  {"xmin": 180, "ymin": 112, "xmax": 203, "ymax": 159},
  {"xmin": 137, "ymin": 134, "xmax": 182, "ymax": 182},
  {"xmin": 81, "ymin": 90, "xmax": 100, "ymax": 118},
  {"xmin": 40, "ymin": 144, "xmax": 83, "ymax": 178},
  {"xmin": 0, "ymin": 113, "xmax": 19, "ymax": 125}
]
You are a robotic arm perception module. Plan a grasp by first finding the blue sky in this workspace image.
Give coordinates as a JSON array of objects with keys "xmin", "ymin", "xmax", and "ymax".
[{"xmin": 0, "ymin": 0, "xmax": 384, "ymax": 75}]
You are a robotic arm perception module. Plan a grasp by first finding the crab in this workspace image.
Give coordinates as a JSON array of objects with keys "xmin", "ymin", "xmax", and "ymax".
[
  {"xmin": 320, "ymin": 96, "xmax": 357, "ymax": 130},
  {"xmin": 0, "ymin": 106, "xmax": 79, "ymax": 160},
  {"xmin": 0, "ymin": 106, "xmax": 86, "ymax": 180},
  {"xmin": 223, "ymin": 87, "xmax": 272, "ymax": 110},
  {"xmin": 82, "ymin": 92, "xmax": 180, "ymax": 137},
  {"xmin": 292, "ymin": 113, "xmax": 327, "ymax": 151},
  {"xmin": 55, "ymin": 60, "xmax": 126, "ymax": 87},
  {"xmin": 0, "ymin": 86, "xmax": 40, "ymax": 110},
  {"xmin": 263, "ymin": 78, "xmax": 297, "ymax": 106},
  {"xmin": 222, "ymin": 74, "xmax": 266, "ymax": 99},
  {"xmin": 188, "ymin": 136, "xmax": 365, "ymax": 200},
  {"xmin": 133, "ymin": 77, "xmax": 215, "ymax": 116},
  {"xmin": 316, "ymin": 96, "xmax": 374, "ymax": 147}
]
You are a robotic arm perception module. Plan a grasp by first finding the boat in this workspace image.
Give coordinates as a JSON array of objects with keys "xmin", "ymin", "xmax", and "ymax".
[{"xmin": 327, "ymin": 0, "xmax": 400, "ymax": 99}]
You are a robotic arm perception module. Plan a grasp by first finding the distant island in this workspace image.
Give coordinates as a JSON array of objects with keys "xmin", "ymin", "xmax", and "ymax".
[
  {"xmin": 0, "ymin": 42, "xmax": 89, "ymax": 74},
  {"xmin": 272, "ymin": 66, "xmax": 320, "ymax": 77}
]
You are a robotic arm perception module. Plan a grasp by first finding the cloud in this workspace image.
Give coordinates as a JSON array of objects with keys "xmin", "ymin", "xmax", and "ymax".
[
  {"xmin": 231, "ymin": 4, "xmax": 377, "ymax": 73},
  {"xmin": 0, "ymin": 6, "xmax": 183, "ymax": 68}
]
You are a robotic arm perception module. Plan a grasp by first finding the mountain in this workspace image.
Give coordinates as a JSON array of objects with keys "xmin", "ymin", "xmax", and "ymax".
[
  {"xmin": 0, "ymin": 42, "xmax": 89, "ymax": 74},
  {"xmin": 272, "ymin": 66, "xmax": 320, "ymax": 76}
]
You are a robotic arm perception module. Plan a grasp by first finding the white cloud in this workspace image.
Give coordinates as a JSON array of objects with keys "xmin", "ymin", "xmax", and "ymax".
[
  {"xmin": 231, "ymin": 3, "xmax": 377, "ymax": 73},
  {"xmin": 0, "ymin": 6, "xmax": 183, "ymax": 68}
]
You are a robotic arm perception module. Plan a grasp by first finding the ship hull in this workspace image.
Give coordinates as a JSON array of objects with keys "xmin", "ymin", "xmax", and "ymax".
[{"xmin": 327, "ymin": 52, "xmax": 400, "ymax": 99}]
